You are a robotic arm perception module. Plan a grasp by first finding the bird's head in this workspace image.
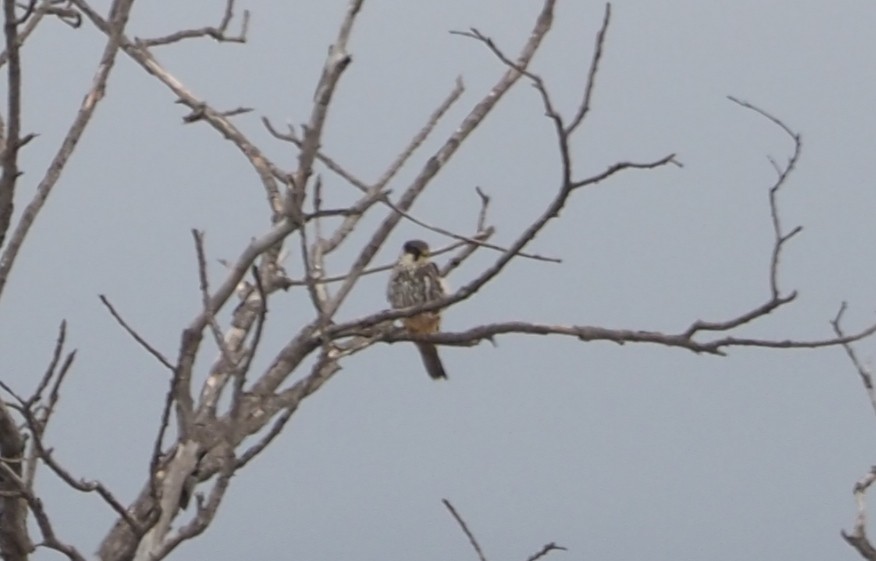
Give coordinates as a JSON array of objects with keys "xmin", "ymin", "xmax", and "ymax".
[{"xmin": 401, "ymin": 239, "xmax": 431, "ymax": 264}]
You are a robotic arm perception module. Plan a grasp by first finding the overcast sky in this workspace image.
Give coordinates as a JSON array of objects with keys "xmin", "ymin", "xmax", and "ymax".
[{"xmin": 5, "ymin": 1, "xmax": 876, "ymax": 560}]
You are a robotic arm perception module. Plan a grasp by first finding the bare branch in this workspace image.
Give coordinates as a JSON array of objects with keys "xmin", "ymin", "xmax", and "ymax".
[
  {"xmin": 13, "ymin": 0, "xmax": 36, "ymax": 25},
  {"xmin": 99, "ymin": 295, "xmax": 175, "ymax": 371},
  {"xmin": 0, "ymin": 0, "xmax": 24, "ymax": 253},
  {"xmin": 564, "ymin": 3, "xmax": 610, "ymax": 135},
  {"xmin": 524, "ymin": 542, "xmax": 567, "ymax": 561},
  {"xmin": 0, "ymin": 460, "xmax": 84, "ymax": 561},
  {"xmin": 832, "ymin": 303, "xmax": 876, "ymax": 420},
  {"xmin": 23, "ymin": 320, "xmax": 77, "ymax": 487},
  {"xmin": 727, "ymin": 95, "xmax": 803, "ymax": 299},
  {"xmin": 137, "ymin": 0, "xmax": 249, "ymax": 47},
  {"xmin": 265, "ymin": 79, "xmax": 559, "ymax": 265},
  {"xmin": 374, "ymin": 316, "xmax": 876, "ymax": 358},
  {"xmin": 192, "ymin": 230, "xmax": 238, "ymax": 371},
  {"xmin": 374, "ymin": 193, "xmax": 561, "ymax": 264},
  {"xmin": 181, "ymin": 104, "xmax": 252, "ymax": 124},
  {"xmin": 298, "ymin": 178, "xmax": 330, "ymax": 318},
  {"xmin": 320, "ymin": 0, "xmax": 559, "ymax": 322},
  {"xmin": 0, "ymin": 0, "xmax": 135, "ymax": 302},
  {"xmin": 684, "ymin": 294, "xmax": 796, "ymax": 339},
  {"xmin": 442, "ymin": 499, "xmax": 488, "ymax": 561},
  {"xmin": 442, "ymin": 499, "xmax": 566, "ymax": 561},
  {"xmin": 843, "ymin": 466, "xmax": 876, "ymax": 561},
  {"xmin": 264, "ymin": 117, "xmax": 370, "ymax": 194},
  {"xmin": 235, "ymin": 351, "xmax": 340, "ymax": 469},
  {"xmin": 327, "ymin": 155, "xmax": 679, "ymax": 337},
  {"xmin": 372, "ymin": 76, "xmax": 465, "ymax": 190},
  {"xmin": 29, "ymin": 320, "xmax": 69, "ymax": 405},
  {"xmin": 134, "ymin": 440, "xmax": 200, "ymax": 561},
  {"xmin": 0, "ymin": 0, "xmax": 46, "ymax": 66},
  {"xmin": 289, "ymin": 0, "xmax": 364, "ymax": 214},
  {"xmin": 71, "ymin": 0, "xmax": 284, "ymax": 216},
  {"xmin": 569, "ymin": 154, "xmax": 681, "ymax": 190},
  {"xmin": 149, "ymin": 371, "xmax": 177, "ymax": 510},
  {"xmin": 152, "ymin": 445, "xmax": 235, "ymax": 559}
]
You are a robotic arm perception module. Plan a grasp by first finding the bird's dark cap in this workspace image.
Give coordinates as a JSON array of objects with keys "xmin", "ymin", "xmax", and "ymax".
[{"xmin": 403, "ymin": 239, "xmax": 430, "ymax": 257}]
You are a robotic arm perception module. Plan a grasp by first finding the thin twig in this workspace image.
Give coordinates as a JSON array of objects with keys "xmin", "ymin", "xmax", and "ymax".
[
  {"xmin": 29, "ymin": 320, "xmax": 68, "ymax": 405},
  {"xmin": 327, "ymin": 155, "xmax": 678, "ymax": 337},
  {"xmin": 297, "ymin": 179, "xmax": 329, "ymax": 318},
  {"xmin": 0, "ymin": 0, "xmax": 133, "ymax": 302},
  {"xmin": 524, "ymin": 542, "xmax": 567, "ymax": 561},
  {"xmin": 265, "ymin": 113, "xmax": 558, "ymax": 265},
  {"xmin": 442, "ymin": 499, "xmax": 488, "ymax": 561},
  {"xmin": 192, "ymin": 230, "xmax": 237, "ymax": 370},
  {"xmin": 831, "ymin": 302, "xmax": 876, "ymax": 419},
  {"xmin": 71, "ymin": 0, "xmax": 283, "ymax": 216},
  {"xmin": 564, "ymin": 4, "xmax": 611, "ymax": 135},
  {"xmin": 320, "ymin": 0, "xmax": 558, "ymax": 323},
  {"xmin": 290, "ymin": 0, "xmax": 363, "ymax": 211},
  {"xmin": 727, "ymin": 95, "xmax": 803, "ymax": 299},
  {"xmin": 137, "ymin": 0, "xmax": 249, "ymax": 47},
  {"xmin": 99, "ymin": 295, "xmax": 174, "ymax": 371}
]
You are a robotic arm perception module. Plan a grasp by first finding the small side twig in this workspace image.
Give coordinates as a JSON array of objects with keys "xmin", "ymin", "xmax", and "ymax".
[
  {"xmin": 832, "ymin": 303, "xmax": 876, "ymax": 419},
  {"xmin": 99, "ymin": 295, "xmax": 174, "ymax": 371},
  {"xmin": 192, "ymin": 230, "xmax": 237, "ymax": 371},
  {"xmin": 29, "ymin": 320, "xmax": 69, "ymax": 406},
  {"xmin": 727, "ymin": 95, "xmax": 803, "ymax": 299},
  {"xmin": 442, "ymin": 499, "xmax": 566, "ymax": 561},
  {"xmin": 136, "ymin": 0, "xmax": 249, "ymax": 47},
  {"xmin": 564, "ymin": 4, "xmax": 611, "ymax": 135},
  {"xmin": 524, "ymin": 542, "xmax": 567, "ymax": 561},
  {"xmin": 442, "ymin": 499, "xmax": 488, "ymax": 561}
]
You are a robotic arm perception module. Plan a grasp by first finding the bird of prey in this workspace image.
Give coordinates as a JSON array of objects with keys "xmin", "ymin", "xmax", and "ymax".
[{"xmin": 386, "ymin": 240, "xmax": 448, "ymax": 380}]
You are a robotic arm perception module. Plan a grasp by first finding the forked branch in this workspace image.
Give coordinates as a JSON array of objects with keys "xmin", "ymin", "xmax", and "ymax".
[{"xmin": 442, "ymin": 499, "xmax": 566, "ymax": 561}]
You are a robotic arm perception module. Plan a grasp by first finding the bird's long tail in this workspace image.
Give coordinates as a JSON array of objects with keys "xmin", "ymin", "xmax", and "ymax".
[{"xmin": 415, "ymin": 342, "xmax": 447, "ymax": 380}]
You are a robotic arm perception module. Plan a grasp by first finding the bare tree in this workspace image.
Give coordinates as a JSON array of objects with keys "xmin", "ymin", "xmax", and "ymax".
[{"xmin": 0, "ymin": 1, "xmax": 873, "ymax": 560}]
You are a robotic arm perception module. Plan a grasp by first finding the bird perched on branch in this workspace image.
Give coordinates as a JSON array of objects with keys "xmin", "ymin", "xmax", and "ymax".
[{"xmin": 387, "ymin": 239, "xmax": 448, "ymax": 380}]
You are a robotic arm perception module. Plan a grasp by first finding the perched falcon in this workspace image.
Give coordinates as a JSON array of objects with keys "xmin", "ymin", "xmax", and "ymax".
[{"xmin": 386, "ymin": 240, "xmax": 447, "ymax": 380}]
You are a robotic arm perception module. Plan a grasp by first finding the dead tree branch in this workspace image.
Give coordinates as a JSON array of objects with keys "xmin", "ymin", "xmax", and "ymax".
[
  {"xmin": 0, "ymin": 0, "xmax": 23, "ymax": 253},
  {"xmin": 844, "ymin": 466, "xmax": 876, "ymax": 560},
  {"xmin": 831, "ymin": 303, "xmax": 876, "ymax": 419},
  {"xmin": 99, "ymin": 295, "xmax": 175, "ymax": 371},
  {"xmin": 2, "ymin": 2, "xmax": 870, "ymax": 561},
  {"xmin": 442, "ymin": 499, "xmax": 566, "ymax": 561},
  {"xmin": 0, "ymin": 0, "xmax": 135, "ymax": 303},
  {"xmin": 137, "ymin": 0, "xmax": 249, "ymax": 47},
  {"xmin": 443, "ymin": 499, "xmax": 489, "ymax": 561}
]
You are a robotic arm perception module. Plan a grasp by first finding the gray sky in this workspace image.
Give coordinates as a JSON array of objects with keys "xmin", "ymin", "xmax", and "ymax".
[{"xmin": 5, "ymin": 1, "xmax": 876, "ymax": 559}]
